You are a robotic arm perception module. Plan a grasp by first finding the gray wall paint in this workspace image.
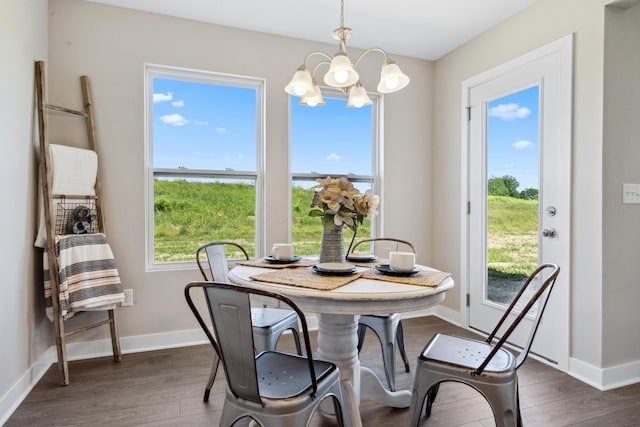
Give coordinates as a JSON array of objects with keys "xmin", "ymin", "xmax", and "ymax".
[
  {"xmin": 603, "ymin": 2, "xmax": 640, "ymax": 368},
  {"xmin": 45, "ymin": 0, "xmax": 434, "ymax": 339}
]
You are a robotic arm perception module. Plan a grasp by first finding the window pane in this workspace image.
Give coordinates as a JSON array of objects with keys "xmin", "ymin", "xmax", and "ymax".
[
  {"xmin": 153, "ymin": 77, "xmax": 257, "ymax": 171},
  {"xmin": 154, "ymin": 177, "xmax": 256, "ymax": 261},
  {"xmin": 291, "ymin": 97, "xmax": 372, "ymax": 175},
  {"xmin": 290, "ymin": 92, "xmax": 377, "ymax": 257},
  {"xmin": 486, "ymin": 85, "xmax": 540, "ymax": 307},
  {"xmin": 147, "ymin": 67, "xmax": 262, "ymax": 267}
]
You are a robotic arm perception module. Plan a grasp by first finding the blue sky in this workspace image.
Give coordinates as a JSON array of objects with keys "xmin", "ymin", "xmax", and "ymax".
[
  {"xmin": 487, "ymin": 85, "xmax": 540, "ymax": 191},
  {"xmin": 153, "ymin": 77, "xmax": 372, "ymax": 177},
  {"xmin": 153, "ymin": 77, "xmax": 537, "ymax": 192}
]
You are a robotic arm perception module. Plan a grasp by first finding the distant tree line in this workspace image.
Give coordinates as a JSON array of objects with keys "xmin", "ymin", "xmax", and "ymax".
[{"xmin": 488, "ymin": 175, "xmax": 538, "ymax": 200}]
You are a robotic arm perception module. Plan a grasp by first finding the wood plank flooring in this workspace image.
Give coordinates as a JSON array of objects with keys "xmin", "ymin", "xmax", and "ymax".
[{"xmin": 6, "ymin": 316, "xmax": 640, "ymax": 426}]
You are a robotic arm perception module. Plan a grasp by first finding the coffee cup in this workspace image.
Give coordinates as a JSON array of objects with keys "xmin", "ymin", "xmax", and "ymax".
[
  {"xmin": 389, "ymin": 251, "xmax": 415, "ymax": 272},
  {"xmin": 272, "ymin": 243, "xmax": 295, "ymax": 261}
]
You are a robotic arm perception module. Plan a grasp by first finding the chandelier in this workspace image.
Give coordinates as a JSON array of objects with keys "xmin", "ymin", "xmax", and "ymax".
[{"xmin": 284, "ymin": 0, "xmax": 410, "ymax": 108}]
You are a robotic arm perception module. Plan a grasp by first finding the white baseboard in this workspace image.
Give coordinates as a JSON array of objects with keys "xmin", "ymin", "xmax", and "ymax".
[
  {"xmin": 569, "ymin": 357, "xmax": 640, "ymax": 391},
  {"xmin": 0, "ymin": 347, "xmax": 56, "ymax": 426}
]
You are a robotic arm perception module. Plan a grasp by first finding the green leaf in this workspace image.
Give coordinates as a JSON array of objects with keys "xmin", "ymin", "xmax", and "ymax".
[{"xmin": 308, "ymin": 207, "xmax": 324, "ymax": 217}]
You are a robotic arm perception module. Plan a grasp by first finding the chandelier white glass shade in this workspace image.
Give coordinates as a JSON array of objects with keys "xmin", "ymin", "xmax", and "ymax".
[{"xmin": 284, "ymin": 0, "xmax": 409, "ymax": 108}]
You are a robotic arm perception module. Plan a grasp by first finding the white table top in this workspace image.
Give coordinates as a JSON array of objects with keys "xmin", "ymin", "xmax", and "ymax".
[{"xmin": 228, "ymin": 264, "xmax": 454, "ymax": 315}]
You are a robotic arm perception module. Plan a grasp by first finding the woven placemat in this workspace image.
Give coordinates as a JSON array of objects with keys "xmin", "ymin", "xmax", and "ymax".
[
  {"xmin": 238, "ymin": 258, "xmax": 317, "ymax": 269},
  {"xmin": 360, "ymin": 268, "xmax": 451, "ymax": 287},
  {"xmin": 250, "ymin": 267, "xmax": 361, "ymax": 290}
]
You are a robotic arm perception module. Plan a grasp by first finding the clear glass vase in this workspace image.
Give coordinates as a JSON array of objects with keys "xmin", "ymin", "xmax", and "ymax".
[{"xmin": 319, "ymin": 225, "xmax": 345, "ymax": 264}]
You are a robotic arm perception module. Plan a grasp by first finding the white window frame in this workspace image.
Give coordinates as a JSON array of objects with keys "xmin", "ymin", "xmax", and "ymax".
[
  {"xmin": 289, "ymin": 87, "xmax": 383, "ymax": 243},
  {"xmin": 144, "ymin": 64, "xmax": 265, "ymax": 271}
]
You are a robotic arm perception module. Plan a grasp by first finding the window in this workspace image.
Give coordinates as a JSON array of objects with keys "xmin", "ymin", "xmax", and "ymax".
[
  {"xmin": 290, "ymin": 88, "xmax": 380, "ymax": 256},
  {"xmin": 145, "ymin": 65, "xmax": 264, "ymax": 269}
]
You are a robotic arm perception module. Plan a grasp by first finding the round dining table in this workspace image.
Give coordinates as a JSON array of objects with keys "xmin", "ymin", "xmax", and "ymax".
[{"xmin": 228, "ymin": 263, "xmax": 454, "ymax": 427}]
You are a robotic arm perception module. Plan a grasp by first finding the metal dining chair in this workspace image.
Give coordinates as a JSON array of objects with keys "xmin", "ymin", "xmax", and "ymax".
[
  {"xmin": 408, "ymin": 263, "xmax": 560, "ymax": 427},
  {"xmin": 185, "ymin": 281, "xmax": 345, "ymax": 427},
  {"xmin": 348, "ymin": 237, "xmax": 415, "ymax": 391},
  {"xmin": 195, "ymin": 241, "xmax": 302, "ymax": 402}
]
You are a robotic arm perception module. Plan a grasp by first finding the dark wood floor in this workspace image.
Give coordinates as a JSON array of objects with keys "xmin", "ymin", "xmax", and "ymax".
[{"xmin": 7, "ymin": 316, "xmax": 640, "ymax": 426}]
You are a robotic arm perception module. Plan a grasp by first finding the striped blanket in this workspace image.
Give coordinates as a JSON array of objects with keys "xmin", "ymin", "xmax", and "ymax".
[{"xmin": 43, "ymin": 233, "xmax": 125, "ymax": 321}]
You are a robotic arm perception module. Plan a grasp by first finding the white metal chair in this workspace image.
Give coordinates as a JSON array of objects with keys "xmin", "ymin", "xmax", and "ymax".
[
  {"xmin": 349, "ymin": 237, "xmax": 414, "ymax": 391},
  {"xmin": 195, "ymin": 241, "xmax": 302, "ymax": 402},
  {"xmin": 408, "ymin": 263, "xmax": 560, "ymax": 427},
  {"xmin": 185, "ymin": 281, "xmax": 344, "ymax": 427}
]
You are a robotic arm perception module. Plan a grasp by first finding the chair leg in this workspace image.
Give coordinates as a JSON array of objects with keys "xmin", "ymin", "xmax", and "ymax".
[
  {"xmin": 290, "ymin": 327, "xmax": 303, "ymax": 356},
  {"xmin": 408, "ymin": 385, "xmax": 430, "ymax": 426},
  {"xmin": 203, "ymin": 352, "xmax": 220, "ymax": 403},
  {"xmin": 396, "ymin": 320, "xmax": 410, "ymax": 373},
  {"xmin": 356, "ymin": 324, "xmax": 367, "ymax": 352},
  {"xmin": 332, "ymin": 394, "xmax": 345, "ymax": 427},
  {"xmin": 424, "ymin": 384, "xmax": 440, "ymax": 417}
]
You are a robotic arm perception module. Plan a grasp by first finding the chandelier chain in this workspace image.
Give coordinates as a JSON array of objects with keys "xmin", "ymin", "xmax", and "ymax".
[{"xmin": 339, "ymin": 0, "xmax": 344, "ymax": 28}]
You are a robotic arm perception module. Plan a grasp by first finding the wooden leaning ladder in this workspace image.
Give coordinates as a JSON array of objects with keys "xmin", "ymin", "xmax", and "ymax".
[{"xmin": 35, "ymin": 60, "xmax": 122, "ymax": 385}]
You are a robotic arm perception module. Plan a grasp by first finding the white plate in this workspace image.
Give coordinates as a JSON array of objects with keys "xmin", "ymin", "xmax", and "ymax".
[
  {"xmin": 315, "ymin": 262, "xmax": 356, "ymax": 272},
  {"xmin": 347, "ymin": 252, "xmax": 377, "ymax": 261}
]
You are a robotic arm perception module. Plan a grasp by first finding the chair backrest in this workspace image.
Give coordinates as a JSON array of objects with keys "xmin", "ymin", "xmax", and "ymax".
[
  {"xmin": 477, "ymin": 263, "xmax": 560, "ymax": 374},
  {"xmin": 196, "ymin": 241, "xmax": 249, "ymax": 283},
  {"xmin": 184, "ymin": 281, "xmax": 318, "ymax": 403},
  {"xmin": 348, "ymin": 237, "xmax": 416, "ymax": 257}
]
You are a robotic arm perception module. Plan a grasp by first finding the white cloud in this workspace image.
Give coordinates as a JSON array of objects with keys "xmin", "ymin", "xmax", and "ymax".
[
  {"xmin": 489, "ymin": 103, "xmax": 531, "ymax": 120},
  {"xmin": 159, "ymin": 114, "xmax": 189, "ymax": 126},
  {"xmin": 216, "ymin": 127, "xmax": 227, "ymax": 134},
  {"xmin": 193, "ymin": 120, "xmax": 208, "ymax": 126},
  {"xmin": 153, "ymin": 92, "xmax": 173, "ymax": 103},
  {"xmin": 512, "ymin": 140, "xmax": 534, "ymax": 149},
  {"xmin": 326, "ymin": 152, "xmax": 342, "ymax": 161},
  {"xmin": 171, "ymin": 100, "xmax": 184, "ymax": 107}
]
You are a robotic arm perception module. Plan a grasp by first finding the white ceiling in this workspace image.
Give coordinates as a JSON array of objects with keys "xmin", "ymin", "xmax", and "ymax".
[{"xmin": 84, "ymin": 0, "xmax": 538, "ymax": 60}]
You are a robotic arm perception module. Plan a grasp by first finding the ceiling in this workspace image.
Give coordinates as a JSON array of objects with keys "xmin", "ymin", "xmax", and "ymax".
[{"xmin": 85, "ymin": 0, "xmax": 538, "ymax": 60}]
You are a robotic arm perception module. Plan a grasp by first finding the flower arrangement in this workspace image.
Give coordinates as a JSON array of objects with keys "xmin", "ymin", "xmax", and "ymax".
[{"xmin": 309, "ymin": 176, "xmax": 379, "ymax": 232}]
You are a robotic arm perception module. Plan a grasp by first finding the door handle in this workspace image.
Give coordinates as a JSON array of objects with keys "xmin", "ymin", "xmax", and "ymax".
[{"xmin": 542, "ymin": 228, "xmax": 556, "ymax": 238}]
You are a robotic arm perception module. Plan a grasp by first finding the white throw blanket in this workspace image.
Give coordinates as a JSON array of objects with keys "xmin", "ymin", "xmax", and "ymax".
[
  {"xmin": 35, "ymin": 144, "xmax": 98, "ymax": 248},
  {"xmin": 43, "ymin": 233, "xmax": 124, "ymax": 321}
]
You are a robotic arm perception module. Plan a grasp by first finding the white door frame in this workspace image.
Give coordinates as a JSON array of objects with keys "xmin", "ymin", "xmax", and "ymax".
[{"xmin": 459, "ymin": 34, "xmax": 573, "ymax": 371}]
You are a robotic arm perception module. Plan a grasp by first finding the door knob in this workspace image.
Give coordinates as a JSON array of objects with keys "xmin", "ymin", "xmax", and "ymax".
[{"xmin": 542, "ymin": 228, "xmax": 556, "ymax": 238}]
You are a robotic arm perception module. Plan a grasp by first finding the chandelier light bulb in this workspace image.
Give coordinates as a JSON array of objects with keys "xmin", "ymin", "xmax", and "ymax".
[
  {"xmin": 385, "ymin": 77, "xmax": 399, "ymax": 90},
  {"xmin": 377, "ymin": 60, "xmax": 410, "ymax": 94},
  {"xmin": 346, "ymin": 84, "xmax": 372, "ymax": 108},
  {"xmin": 325, "ymin": 54, "xmax": 359, "ymax": 88},
  {"xmin": 285, "ymin": 66, "xmax": 313, "ymax": 97},
  {"xmin": 334, "ymin": 69, "xmax": 349, "ymax": 84}
]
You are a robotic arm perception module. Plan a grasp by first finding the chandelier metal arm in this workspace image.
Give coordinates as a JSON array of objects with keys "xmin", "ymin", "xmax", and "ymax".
[
  {"xmin": 303, "ymin": 51, "xmax": 333, "ymax": 68},
  {"xmin": 353, "ymin": 47, "xmax": 389, "ymax": 70}
]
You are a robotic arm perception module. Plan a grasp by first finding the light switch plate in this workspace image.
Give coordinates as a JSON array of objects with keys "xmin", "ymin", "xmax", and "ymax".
[{"xmin": 622, "ymin": 183, "xmax": 640, "ymax": 204}]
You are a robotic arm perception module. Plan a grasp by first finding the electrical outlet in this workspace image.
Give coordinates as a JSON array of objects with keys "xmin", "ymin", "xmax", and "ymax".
[
  {"xmin": 623, "ymin": 183, "xmax": 640, "ymax": 204},
  {"xmin": 122, "ymin": 289, "xmax": 133, "ymax": 306}
]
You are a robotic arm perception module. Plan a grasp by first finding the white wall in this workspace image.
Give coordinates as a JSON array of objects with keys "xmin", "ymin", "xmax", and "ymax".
[{"xmin": 0, "ymin": 0, "xmax": 50, "ymax": 422}]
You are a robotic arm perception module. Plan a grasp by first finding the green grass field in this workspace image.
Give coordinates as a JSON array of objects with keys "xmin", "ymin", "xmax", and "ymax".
[{"xmin": 153, "ymin": 180, "xmax": 537, "ymax": 276}]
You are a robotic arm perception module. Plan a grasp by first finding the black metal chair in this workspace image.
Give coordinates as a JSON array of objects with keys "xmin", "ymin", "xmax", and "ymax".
[
  {"xmin": 185, "ymin": 281, "xmax": 344, "ymax": 427},
  {"xmin": 408, "ymin": 263, "xmax": 560, "ymax": 427},
  {"xmin": 195, "ymin": 241, "xmax": 301, "ymax": 402},
  {"xmin": 349, "ymin": 237, "xmax": 414, "ymax": 391}
]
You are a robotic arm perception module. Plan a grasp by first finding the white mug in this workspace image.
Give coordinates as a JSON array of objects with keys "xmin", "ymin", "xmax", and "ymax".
[
  {"xmin": 389, "ymin": 251, "xmax": 415, "ymax": 272},
  {"xmin": 272, "ymin": 243, "xmax": 295, "ymax": 261}
]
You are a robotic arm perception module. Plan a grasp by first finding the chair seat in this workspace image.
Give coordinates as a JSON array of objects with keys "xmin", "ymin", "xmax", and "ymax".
[
  {"xmin": 251, "ymin": 307, "xmax": 298, "ymax": 329},
  {"xmin": 257, "ymin": 351, "xmax": 336, "ymax": 398},
  {"xmin": 422, "ymin": 333, "xmax": 515, "ymax": 373}
]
